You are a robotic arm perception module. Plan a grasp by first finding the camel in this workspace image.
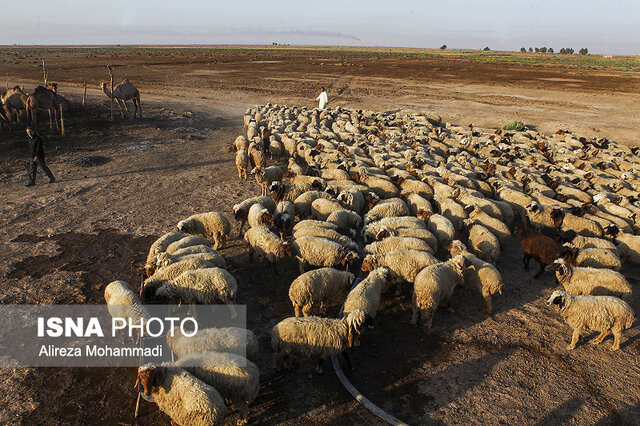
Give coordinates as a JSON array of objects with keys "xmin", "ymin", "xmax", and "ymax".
[
  {"xmin": 26, "ymin": 86, "xmax": 67, "ymax": 135},
  {"xmin": 100, "ymin": 80, "xmax": 141, "ymax": 119},
  {"xmin": 1, "ymin": 85, "xmax": 29, "ymax": 124}
]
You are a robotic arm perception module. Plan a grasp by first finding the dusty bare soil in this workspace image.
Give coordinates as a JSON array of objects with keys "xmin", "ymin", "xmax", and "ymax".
[{"xmin": 0, "ymin": 47, "xmax": 639, "ymax": 425}]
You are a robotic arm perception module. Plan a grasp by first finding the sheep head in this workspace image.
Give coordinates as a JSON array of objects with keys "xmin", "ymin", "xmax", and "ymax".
[
  {"xmin": 604, "ymin": 224, "xmax": 620, "ymax": 239},
  {"xmin": 375, "ymin": 226, "xmax": 393, "ymax": 240},
  {"xmin": 416, "ymin": 208, "xmax": 433, "ymax": 222},
  {"xmin": 136, "ymin": 365, "xmax": 165, "ymax": 398},
  {"xmin": 559, "ymin": 244, "xmax": 579, "ymax": 265},
  {"xmin": 259, "ymin": 211, "xmax": 273, "ymax": 226},
  {"xmin": 344, "ymin": 309, "xmax": 373, "ymax": 348},
  {"xmin": 550, "ymin": 208, "xmax": 565, "ymax": 229},
  {"xmin": 361, "ymin": 255, "xmax": 375, "ymax": 272},
  {"xmin": 546, "ymin": 290, "xmax": 567, "ymax": 309},
  {"xmin": 276, "ymin": 239, "xmax": 293, "ymax": 258},
  {"xmin": 447, "ymin": 240, "xmax": 466, "ymax": 257},
  {"xmin": 364, "ymin": 192, "xmax": 380, "ymax": 210},
  {"xmin": 340, "ymin": 250, "xmax": 359, "ymax": 266},
  {"xmin": 545, "ymin": 259, "xmax": 571, "ymax": 281},
  {"xmin": 450, "ymin": 254, "xmax": 475, "ymax": 275}
]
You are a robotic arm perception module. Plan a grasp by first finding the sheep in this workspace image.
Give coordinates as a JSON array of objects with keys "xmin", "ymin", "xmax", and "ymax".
[
  {"xmin": 293, "ymin": 190, "xmax": 333, "ymax": 219},
  {"xmin": 247, "ymin": 203, "xmax": 273, "ymax": 228},
  {"xmin": 288, "ymin": 268, "xmax": 355, "ymax": 316},
  {"xmin": 559, "ymin": 243, "xmax": 622, "ymax": 270},
  {"xmin": 561, "ymin": 212, "xmax": 605, "ymax": 238},
  {"xmin": 104, "ymin": 280, "xmax": 147, "ymax": 324},
  {"xmin": 465, "ymin": 204, "xmax": 511, "ymax": 247},
  {"xmin": 364, "ymin": 216, "xmax": 427, "ymax": 242},
  {"xmin": 411, "ymin": 255, "xmax": 474, "ymax": 327},
  {"xmin": 448, "ymin": 240, "xmax": 504, "ymax": 314},
  {"xmin": 364, "ymin": 198, "xmax": 410, "ymax": 224},
  {"xmin": 156, "ymin": 248, "xmax": 227, "ymax": 270},
  {"xmin": 563, "ymin": 230, "xmax": 618, "ymax": 252},
  {"xmin": 145, "ymin": 231, "xmax": 186, "ymax": 276},
  {"xmin": 273, "ymin": 201, "xmax": 295, "ymax": 237},
  {"xmin": 375, "ymin": 225, "xmax": 438, "ymax": 253},
  {"xmin": 231, "ymin": 135, "xmax": 248, "ymax": 152},
  {"xmin": 177, "ymin": 212, "xmax": 231, "ymax": 250},
  {"xmin": 417, "ymin": 211, "xmax": 456, "ymax": 251},
  {"xmin": 526, "ymin": 202, "xmax": 565, "ymax": 235},
  {"xmin": 166, "ymin": 235, "xmax": 212, "ymax": 254},
  {"xmin": 546, "ymin": 259, "xmax": 631, "ymax": 299},
  {"xmin": 365, "ymin": 236, "xmax": 434, "ymax": 256},
  {"xmin": 269, "ymin": 181, "xmax": 312, "ymax": 203},
  {"xmin": 154, "ymin": 268, "xmax": 238, "ymax": 313},
  {"xmin": 174, "ymin": 351, "xmax": 260, "ymax": 424},
  {"xmin": 401, "ymin": 191, "xmax": 433, "ymax": 216},
  {"xmin": 136, "ymin": 364, "xmax": 227, "ymax": 425},
  {"xmin": 251, "ymin": 165, "xmax": 284, "ymax": 196},
  {"xmin": 144, "ymin": 258, "xmax": 221, "ymax": 298},
  {"xmin": 343, "ymin": 267, "xmax": 391, "ymax": 319},
  {"xmin": 464, "ymin": 220, "xmax": 500, "ymax": 265},
  {"xmin": 311, "ymin": 198, "xmax": 344, "ymax": 221},
  {"xmin": 290, "ymin": 236, "xmax": 359, "ymax": 273},
  {"xmin": 361, "ymin": 249, "xmax": 439, "ymax": 283},
  {"xmin": 293, "ymin": 219, "xmax": 339, "ymax": 232},
  {"xmin": 605, "ymin": 224, "xmax": 640, "ymax": 265},
  {"xmin": 546, "ymin": 290, "xmax": 634, "ymax": 351},
  {"xmin": 337, "ymin": 188, "xmax": 366, "ymax": 214},
  {"xmin": 236, "ymin": 149, "xmax": 249, "ymax": 179},
  {"xmin": 432, "ymin": 195, "xmax": 468, "ymax": 231},
  {"xmin": 293, "ymin": 226, "xmax": 357, "ymax": 250},
  {"xmin": 249, "ymin": 147, "xmax": 266, "ymax": 169},
  {"xmin": 271, "ymin": 309, "xmax": 373, "ymax": 374},
  {"xmin": 244, "ymin": 226, "xmax": 290, "ymax": 271},
  {"xmin": 513, "ymin": 222, "xmax": 560, "ymax": 279},
  {"xmin": 326, "ymin": 209, "xmax": 362, "ymax": 231},
  {"xmin": 167, "ymin": 326, "xmax": 259, "ymax": 363},
  {"xmin": 233, "ymin": 195, "xmax": 276, "ymax": 236}
]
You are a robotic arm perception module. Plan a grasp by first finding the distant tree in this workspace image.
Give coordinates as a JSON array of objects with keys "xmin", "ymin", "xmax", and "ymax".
[
  {"xmin": 568, "ymin": 48, "xmax": 574, "ymax": 54},
  {"xmin": 535, "ymin": 47, "xmax": 540, "ymax": 52},
  {"xmin": 520, "ymin": 47, "xmax": 527, "ymax": 53},
  {"xmin": 541, "ymin": 46, "xmax": 548, "ymax": 53},
  {"xmin": 579, "ymin": 48, "xmax": 588, "ymax": 55},
  {"xmin": 559, "ymin": 48, "xmax": 566, "ymax": 54},
  {"xmin": 528, "ymin": 47, "xmax": 533, "ymax": 52},
  {"xmin": 440, "ymin": 44, "xmax": 447, "ymax": 50},
  {"xmin": 483, "ymin": 46, "xmax": 490, "ymax": 51},
  {"xmin": 548, "ymin": 47, "xmax": 554, "ymax": 53}
]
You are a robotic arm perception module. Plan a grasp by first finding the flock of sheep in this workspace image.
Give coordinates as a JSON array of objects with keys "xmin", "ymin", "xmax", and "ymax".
[{"xmin": 103, "ymin": 102, "xmax": 638, "ymax": 424}]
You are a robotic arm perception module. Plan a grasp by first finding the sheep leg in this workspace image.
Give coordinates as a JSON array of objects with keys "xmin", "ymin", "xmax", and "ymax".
[
  {"xmin": 611, "ymin": 330, "xmax": 622, "ymax": 351},
  {"xmin": 567, "ymin": 327, "xmax": 581, "ymax": 350},
  {"xmin": 483, "ymin": 293, "xmax": 493, "ymax": 314},
  {"xmin": 421, "ymin": 309, "xmax": 433, "ymax": 328},
  {"xmin": 294, "ymin": 304, "xmax": 303, "ymax": 317},
  {"xmin": 592, "ymin": 329, "xmax": 610, "ymax": 345},
  {"xmin": 237, "ymin": 402, "xmax": 249, "ymax": 424},
  {"xmin": 523, "ymin": 254, "xmax": 530, "ymax": 270},
  {"xmin": 316, "ymin": 358, "xmax": 324, "ymax": 374},
  {"xmin": 237, "ymin": 220, "xmax": 247, "ymax": 238},
  {"xmin": 298, "ymin": 259, "xmax": 307, "ymax": 274},
  {"xmin": 410, "ymin": 304, "xmax": 419, "ymax": 325},
  {"xmin": 534, "ymin": 261, "xmax": 546, "ymax": 279},
  {"xmin": 342, "ymin": 352, "xmax": 353, "ymax": 371}
]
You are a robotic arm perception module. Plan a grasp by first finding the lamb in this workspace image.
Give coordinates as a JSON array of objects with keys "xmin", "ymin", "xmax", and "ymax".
[
  {"xmin": 375, "ymin": 225, "xmax": 438, "ymax": 253},
  {"xmin": 293, "ymin": 226, "xmax": 357, "ymax": 250},
  {"xmin": 233, "ymin": 195, "xmax": 276, "ymax": 236},
  {"xmin": 271, "ymin": 309, "xmax": 373, "ymax": 373},
  {"xmin": 244, "ymin": 226, "xmax": 290, "ymax": 271},
  {"xmin": 311, "ymin": 198, "xmax": 344, "ymax": 221},
  {"xmin": 167, "ymin": 326, "xmax": 259, "ymax": 363},
  {"xmin": 136, "ymin": 364, "xmax": 227, "ymax": 425},
  {"xmin": 174, "ymin": 351, "xmax": 260, "ymax": 424},
  {"xmin": 361, "ymin": 249, "xmax": 439, "ymax": 283},
  {"xmin": 156, "ymin": 248, "xmax": 227, "ymax": 270},
  {"xmin": 514, "ymin": 222, "xmax": 560, "ymax": 279},
  {"xmin": 547, "ymin": 290, "xmax": 634, "ymax": 350},
  {"xmin": 411, "ymin": 255, "xmax": 474, "ymax": 327},
  {"xmin": 288, "ymin": 268, "xmax": 355, "ymax": 316},
  {"xmin": 104, "ymin": 280, "xmax": 147, "ymax": 324},
  {"xmin": 290, "ymin": 236, "xmax": 359, "ymax": 273},
  {"xmin": 154, "ymin": 268, "xmax": 238, "ymax": 312},
  {"xmin": 464, "ymin": 220, "xmax": 500, "ymax": 265},
  {"xmin": 448, "ymin": 240, "xmax": 504, "ymax": 314},
  {"xmin": 236, "ymin": 149, "xmax": 249, "ymax": 179},
  {"xmin": 251, "ymin": 165, "xmax": 284, "ymax": 196},
  {"xmin": 145, "ymin": 231, "xmax": 186, "ymax": 276},
  {"xmin": 273, "ymin": 201, "xmax": 295, "ymax": 237},
  {"xmin": 293, "ymin": 190, "xmax": 333, "ymax": 219},
  {"xmin": 177, "ymin": 212, "xmax": 231, "ymax": 250},
  {"xmin": 364, "ymin": 198, "xmax": 410, "ymax": 224},
  {"xmin": 343, "ymin": 267, "xmax": 391, "ymax": 318},
  {"xmin": 605, "ymin": 224, "xmax": 640, "ymax": 265},
  {"xmin": 559, "ymin": 243, "xmax": 622, "ymax": 270},
  {"xmin": 365, "ymin": 236, "xmax": 434, "ymax": 255},
  {"xmin": 546, "ymin": 259, "xmax": 631, "ymax": 299},
  {"xmin": 247, "ymin": 203, "xmax": 273, "ymax": 228},
  {"xmin": 166, "ymin": 235, "xmax": 212, "ymax": 254}
]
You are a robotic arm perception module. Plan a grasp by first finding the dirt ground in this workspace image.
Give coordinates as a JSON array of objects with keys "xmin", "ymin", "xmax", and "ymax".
[{"xmin": 0, "ymin": 47, "xmax": 639, "ymax": 425}]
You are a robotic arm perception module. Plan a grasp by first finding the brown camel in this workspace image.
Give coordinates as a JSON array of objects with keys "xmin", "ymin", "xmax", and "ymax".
[
  {"xmin": 26, "ymin": 86, "xmax": 67, "ymax": 135},
  {"xmin": 100, "ymin": 80, "xmax": 141, "ymax": 118},
  {"xmin": 1, "ymin": 85, "xmax": 29, "ymax": 124}
]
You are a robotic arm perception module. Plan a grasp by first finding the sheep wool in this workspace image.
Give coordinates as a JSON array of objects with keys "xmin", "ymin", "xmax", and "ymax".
[
  {"xmin": 145, "ymin": 231, "xmax": 185, "ymax": 276},
  {"xmin": 311, "ymin": 198, "xmax": 344, "ymax": 221},
  {"xmin": 177, "ymin": 212, "xmax": 231, "ymax": 250},
  {"xmin": 293, "ymin": 226, "xmax": 357, "ymax": 251},
  {"xmin": 166, "ymin": 236, "xmax": 212, "ymax": 254},
  {"xmin": 547, "ymin": 259, "xmax": 631, "ymax": 299},
  {"xmin": 155, "ymin": 268, "xmax": 238, "ymax": 306},
  {"xmin": 156, "ymin": 249, "xmax": 227, "ymax": 270},
  {"xmin": 247, "ymin": 203, "xmax": 273, "ymax": 228},
  {"xmin": 547, "ymin": 290, "xmax": 634, "ymax": 350},
  {"xmin": 361, "ymin": 250, "xmax": 439, "ymax": 283},
  {"xmin": 365, "ymin": 236, "xmax": 434, "ymax": 256},
  {"xmin": 466, "ymin": 221, "xmax": 500, "ymax": 265},
  {"xmin": 236, "ymin": 149, "xmax": 249, "ymax": 179},
  {"xmin": 343, "ymin": 267, "xmax": 390, "ymax": 318},
  {"xmin": 291, "ymin": 236, "xmax": 358, "ymax": 273},
  {"xmin": 289, "ymin": 268, "xmax": 355, "ymax": 316},
  {"xmin": 167, "ymin": 327, "xmax": 259, "ymax": 363},
  {"xmin": 233, "ymin": 195, "xmax": 277, "ymax": 236},
  {"xmin": 104, "ymin": 280, "xmax": 147, "ymax": 323}
]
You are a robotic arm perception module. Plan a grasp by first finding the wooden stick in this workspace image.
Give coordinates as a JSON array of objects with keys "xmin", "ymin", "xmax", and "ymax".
[
  {"xmin": 107, "ymin": 65, "xmax": 114, "ymax": 122},
  {"xmin": 134, "ymin": 390, "xmax": 141, "ymax": 419},
  {"xmin": 82, "ymin": 82, "xmax": 86, "ymax": 107},
  {"xmin": 42, "ymin": 58, "xmax": 47, "ymax": 86}
]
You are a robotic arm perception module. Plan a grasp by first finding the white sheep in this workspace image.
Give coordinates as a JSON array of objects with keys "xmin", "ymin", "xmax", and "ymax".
[
  {"xmin": 244, "ymin": 226, "xmax": 289, "ymax": 271},
  {"xmin": 288, "ymin": 268, "xmax": 355, "ymax": 316},
  {"xmin": 416, "ymin": 211, "xmax": 456, "ymax": 250},
  {"xmin": 364, "ymin": 216, "xmax": 427, "ymax": 242},
  {"xmin": 145, "ymin": 231, "xmax": 186, "ymax": 276},
  {"xmin": 375, "ymin": 225, "xmax": 438, "ymax": 253},
  {"xmin": 411, "ymin": 255, "xmax": 474, "ymax": 327},
  {"xmin": 144, "ymin": 257, "xmax": 220, "ymax": 298},
  {"xmin": 311, "ymin": 198, "xmax": 344, "ymax": 221},
  {"xmin": 448, "ymin": 240, "xmax": 504, "ymax": 314},
  {"xmin": 326, "ymin": 209, "xmax": 362, "ymax": 231},
  {"xmin": 293, "ymin": 190, "xmax": 333, "ymax": 219},
  {"xmin": 606, "ymin": 225, "xmax": 640, "ymax": 265},
  {"xmin": 291, "ymin": 236, "xmax": 359, "ymax": 273},
  {"xmin": 337, "ymin": 188, "xmax": 365, "ymax": 213},
  {"xmin": 546, "ymin": 259, "xmax": 631, "ymax": 299},
  {"xmin": 174, "ymin": 351, "xmax": 260, "ymax": 424},
  {"xmin": 293, "ymin": 219, "xmax": 339, "ymax": 232},
  {"xmin": 154, "ymin": 268, "xmax": 238, "ymax": 312},
  {"xmin": 136, "ymin": 364, "xmax": 227, "ymax": 425},
  {"xmin": 269, "ymin": 181, "xmax": 312, "ymax": 203},
  {"xmin": 401, "ymin": 191, "xmax": 433, "ymax": 216},
  {"xmin": 166, "ymin": 235, "xmax": 212, "ymax": 254},
  {"xmin": 251, "ymin": 166, "xmax": 284, "ymax": 195},
  {"xmin": 177, "ymin": 212, "xmax": 231, "ymax": 250},
  {"xmin": 104, "ymin": 280, "xmax": 147, "ymax": 325},
  {"xmin": 233, "ymin": 195, "xmax": 276, "ymax": 236},
  {"xmin": 546, "ymin": 290, "xmax": 634, "ymax": 350},
  {"xmin": 156, "ymin": 248, "xmax": 227, "ymax": 270},
  {"xmin": 560, "ymin": 243, "xmax": 622, "ymax": 270},
  {"xmin": 465, "ymin": 205, "xmax": 511, "ymax": 248},
  {"xmin": 464, "ymin": 219, "xmax": 501, "ymax": 265},
  {"xmin": 364, "ymin": 198, "xmax": 410, "ymax": 224},
  {"xmin": 432, "ymin": 194, "xmax": 468, "ymax": 231},
  {"xmin": 343, "ymin": 267, "xmax": 391, "ymax": 319},
  {"xmin": 236, "ymin": 149, "xmax": 249, "ymax": 179},
  {"xmin": 293, "ymin": 226, "xmax": 357, "ymax": 250},
  {"xmin": 271, "ymin": 309, "xmax": 373, "ymax": 373},
  {"xmin": 361, "ymin": 249, "xmax": 439, "ymax": 283},
  {"xmin": 247, "ymin": 203, "xmax": 273, "ymax": 228},
  {"xmin": 273, "ymin": 201, "xmax": 295, "ymax": 237},
  {"xmin": 167, "ymin": 326, "xmax": 259, "ymax": 363},
  {"xmin": 365, "ymin": 236, "xmax": 434, "ymax": 256}
]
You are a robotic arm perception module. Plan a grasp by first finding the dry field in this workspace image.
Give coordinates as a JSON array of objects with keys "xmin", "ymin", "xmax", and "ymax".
[{"xmin": 0, "ymin": 46, "xmax": 639, "ymax": 425}]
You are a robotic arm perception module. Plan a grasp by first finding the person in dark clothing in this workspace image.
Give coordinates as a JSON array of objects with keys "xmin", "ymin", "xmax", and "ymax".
[{"xmin": 26, "ymin": 127, "xmax": 55, "ymax": 186}]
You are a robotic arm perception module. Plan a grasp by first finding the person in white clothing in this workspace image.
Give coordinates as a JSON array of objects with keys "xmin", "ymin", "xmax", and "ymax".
[{"xmin": 316, "ymin": 87, "xmax": 328, "ymax": 110}]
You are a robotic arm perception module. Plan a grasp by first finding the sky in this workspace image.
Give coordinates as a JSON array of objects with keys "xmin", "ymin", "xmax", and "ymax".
[{"xmin": 2, "ymin": 0, "xmax": 638, "ymax": 55}]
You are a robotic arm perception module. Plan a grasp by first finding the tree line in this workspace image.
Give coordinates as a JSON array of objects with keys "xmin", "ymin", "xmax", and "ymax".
[{"xmin": 520, "ymin": 47, "xmax": 588, "ymax": 55}]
